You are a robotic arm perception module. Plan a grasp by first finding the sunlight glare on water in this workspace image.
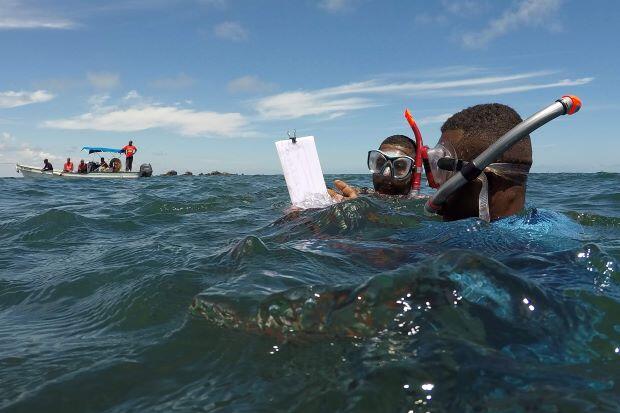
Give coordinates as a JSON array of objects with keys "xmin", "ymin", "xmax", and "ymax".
[{"xmin": 0, "ymin": 173, "xmax": 619, "ymax": 412}]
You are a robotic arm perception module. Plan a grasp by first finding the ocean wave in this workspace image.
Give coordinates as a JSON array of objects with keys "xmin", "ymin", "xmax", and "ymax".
[{"xmin": 1, "ymin": 174, "xmax": 620, "ymax": 412}]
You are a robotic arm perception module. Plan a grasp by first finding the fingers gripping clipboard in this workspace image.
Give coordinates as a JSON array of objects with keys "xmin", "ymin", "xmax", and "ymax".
[{"xmin": 275, "ymin": 135, "xmax": 333, "ymax": 209}]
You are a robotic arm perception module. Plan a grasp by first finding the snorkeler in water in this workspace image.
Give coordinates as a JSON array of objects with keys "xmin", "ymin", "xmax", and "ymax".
[
  {"xmin": 329, "ymin": 103, "xmax": 533, "ymax": 222},
  {"xmin": 327, "ymin": 134, "xmax": 416, "ymax": 202}
]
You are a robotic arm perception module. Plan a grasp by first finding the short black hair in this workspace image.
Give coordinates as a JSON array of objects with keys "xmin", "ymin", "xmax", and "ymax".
[
  {"xmin": 441, "ymin": 103, "xmax": 532, "ymax": 165},
  {"xmin": 379, "ymin": 135, "xmax": 415, "ymax": 158}
]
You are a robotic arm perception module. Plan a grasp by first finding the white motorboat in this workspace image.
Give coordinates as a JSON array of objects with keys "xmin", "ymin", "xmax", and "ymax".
[
  {"xmin": 16, "ymin": 146, "xmax": 153, "ymax": 179},
  {"xmin": 16, "ymin": 164, "xmax": 143, "ymax": 179}
]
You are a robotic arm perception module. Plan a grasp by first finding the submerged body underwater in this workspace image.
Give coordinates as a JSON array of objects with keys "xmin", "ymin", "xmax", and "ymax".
[{"xmin": 0, "ymin": 173, "xmax": 619, "ymax": 412}]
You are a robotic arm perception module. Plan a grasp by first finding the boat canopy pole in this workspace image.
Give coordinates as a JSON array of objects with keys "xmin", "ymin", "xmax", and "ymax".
[{"xmin": 425, "ymin": 95, "xmax": 582, "ymax": 216}]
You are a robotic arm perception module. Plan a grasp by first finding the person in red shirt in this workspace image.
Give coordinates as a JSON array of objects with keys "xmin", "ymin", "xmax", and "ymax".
[
  {"xmin": 122, "ymin": 140, "xmax": 138, "ymax": 171},
  {"xmin": 63, "ymin": 158, "xmax": 74, "ymax": 173},
  {"xmin": 77, "ymin": 159, "xmax": 87, "ymax": 174}
]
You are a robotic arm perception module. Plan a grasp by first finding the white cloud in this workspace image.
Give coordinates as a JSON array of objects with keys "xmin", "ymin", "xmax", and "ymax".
[
  {"xmin": 254, "ymin": 71, "xmax": 580, "ymax": 120},
  {"xmin": 256, "ymin": 92, "xmax": 376, "ymax": 120},
  {"xmin": 214, "ymin": 21, "xmax": 248, "ymax": 41},
  {"xmin": 87, "ymin": 94, "xmax": 111, "ymax": 109},
  {"xmin": 123, "ymin": 90, "xmax": 141, "ymax": 100},
  {"xmin": 0, "ymin": 90, "xmax": 54, "ymax": 108},
  {"xmin": 449, "ymin": 77, "xmax": 593, "ymax": 96},
  {"xmin": 0, "ymin": 0, "xmax": 76, "ymax": 30},
  {"xmin": 227, "ymin": 75, "xmax": 275, "ymax": 94},
  {"xmin": 0, "ymin": 17, "xmax": 74, "ymax": 30},
  {"xmin": 87, "ymin": 72, "xmax": 120, "ymax": 90},
  {"xmin": 44, "ymin": 94, "xmax": 248, "ymax": 138},
  {"xmin": 462, "ymin": 0, "xmax": 562, "ymax": 48},
  {"xmin": 150, "ymin": 73, "xmax": 196, "ymax": 89},
  {"xmin": 318, "ymin": 0, "xmax": 358, "ymax": 13},
  {"xmin": 0, "ymin": 132, "xmax": 59, "ymax": 165}
]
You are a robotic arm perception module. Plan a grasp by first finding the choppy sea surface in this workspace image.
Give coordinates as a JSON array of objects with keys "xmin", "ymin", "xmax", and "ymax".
[{"xmin": 0, "ymin": 173, "xmax": 619, "ymax": 413}]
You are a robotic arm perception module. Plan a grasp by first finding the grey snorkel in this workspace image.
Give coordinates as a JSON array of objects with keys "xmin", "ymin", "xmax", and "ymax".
[{"xmin": 425, "ymin": 95, "xmax": 582, "ymax": 216}]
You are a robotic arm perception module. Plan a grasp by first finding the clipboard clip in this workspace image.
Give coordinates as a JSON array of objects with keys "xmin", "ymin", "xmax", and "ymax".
[{"xmin": 287, "ymin": 129, "xmax": 297, "ymax": 144}]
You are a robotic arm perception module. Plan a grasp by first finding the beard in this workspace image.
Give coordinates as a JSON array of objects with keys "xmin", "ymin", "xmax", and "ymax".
[{"xmin": 372, "ymin": 174, "xmax": 412, "ymax": 196}]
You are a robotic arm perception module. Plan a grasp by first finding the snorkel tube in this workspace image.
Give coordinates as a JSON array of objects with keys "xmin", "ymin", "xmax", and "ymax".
[
  {"xmin": 405, "ymin": 109, "xmax": 439, "ymax": 194},
  {"xmin": 425, "ymin": 95, "xmax": 582, "ymax": 216},
  {"xmin": 404, "ymin": 109, "xmax": 424, "ymax": 194}
]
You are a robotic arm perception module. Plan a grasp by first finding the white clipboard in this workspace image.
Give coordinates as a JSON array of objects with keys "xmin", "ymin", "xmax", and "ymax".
[{"xmin": 275, "ymin": 136, "xmax": 333, "ymax": 209}]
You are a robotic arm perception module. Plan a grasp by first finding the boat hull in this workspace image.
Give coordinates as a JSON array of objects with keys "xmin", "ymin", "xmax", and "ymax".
[{"xmin": 16, "ymin": 164, "xmax": 142, "ymax": 179}]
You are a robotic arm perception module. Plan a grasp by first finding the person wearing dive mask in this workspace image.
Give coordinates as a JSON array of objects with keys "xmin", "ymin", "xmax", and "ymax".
[
  {"xmin": 329, "ymin": 103, "xmax": 532, "ymax": 222},
  {"xmin": 435, "ymin": 103, "xmax": 532, "ymax": 221},
  {"xmin": 327, "ymin": 134, "xmax": 417, "ymax": 201}
]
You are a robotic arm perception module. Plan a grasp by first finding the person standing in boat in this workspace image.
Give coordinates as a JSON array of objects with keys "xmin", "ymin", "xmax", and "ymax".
[
  {"xmin": 42, "ymin": 159, "xmax": 53, "ymax": 171},
  {"xmin": 63, "ymin": 158, "xmax": 74, "ymax": 173},
  {"xmin": 122, "ymin": 140, "xmax": 137, "ymax": 171}
]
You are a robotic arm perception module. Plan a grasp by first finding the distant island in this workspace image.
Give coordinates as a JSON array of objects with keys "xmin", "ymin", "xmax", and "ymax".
[{"xmin": 161, "ymin": 170, "xmax": 235, "ymax": 177}]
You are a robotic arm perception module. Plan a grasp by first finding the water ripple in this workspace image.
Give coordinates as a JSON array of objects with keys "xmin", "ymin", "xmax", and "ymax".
[{"xmin": 0, "ymin": 174, "xmax": 619, "ymax": 412}]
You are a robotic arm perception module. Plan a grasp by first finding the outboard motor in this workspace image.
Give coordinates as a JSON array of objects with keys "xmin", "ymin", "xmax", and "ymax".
[{"xmin": 139, "ymin": 163, "xmax": 153, "ymax": 177}]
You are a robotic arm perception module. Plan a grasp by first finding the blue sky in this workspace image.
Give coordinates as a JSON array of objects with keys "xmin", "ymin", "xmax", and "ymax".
[{"xmin": 0, "ymin": 0, "xmax": 618, "ymax": 176}]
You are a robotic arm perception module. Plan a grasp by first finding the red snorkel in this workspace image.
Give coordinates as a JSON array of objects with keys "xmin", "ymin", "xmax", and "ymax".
[{"xmin": 404, "ymin": 109, "xmax": 439, "ymax": 193}]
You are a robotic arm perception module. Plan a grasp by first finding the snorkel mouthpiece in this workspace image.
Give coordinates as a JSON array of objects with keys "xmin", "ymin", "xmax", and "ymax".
[{"xmin": 425, "ymin": 95, "xmax": 583, "ymax": 217}]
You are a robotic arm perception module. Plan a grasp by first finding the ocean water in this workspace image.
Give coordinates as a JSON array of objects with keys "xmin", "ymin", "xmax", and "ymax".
[{"xmin": 0, "ymin": 173, "xmax": 619, "ymax": 413}]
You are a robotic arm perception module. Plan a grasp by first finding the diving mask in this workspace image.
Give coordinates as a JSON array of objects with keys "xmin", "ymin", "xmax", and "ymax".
[
  {"xmin": 367, "ymin": 150, "xmax": 415, "ymax": 179},
  {"xmin": 425, "ymin": 143, "xmax": 457, "ymax": 186}
]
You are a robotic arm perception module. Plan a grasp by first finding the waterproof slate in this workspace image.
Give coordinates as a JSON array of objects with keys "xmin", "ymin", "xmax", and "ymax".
[{"xmin": 275, "ymin": 136, "xmax": 332, "ymax": 209}]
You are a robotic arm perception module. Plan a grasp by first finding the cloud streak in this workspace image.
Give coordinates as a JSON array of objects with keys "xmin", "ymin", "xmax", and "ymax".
[
  {"xmin": 254, "ymin": 70, "xmax": 591, "ymax": 120},
  {"xmin": 462, "ymin": 0, "xmax": 562, "ymax": 48},
  {"xmin": 256, "ymin": 93, "xmax": 376, "ymax": 120},
  {"xmin": 0, "ymin": 0, "xmax": 76, "ymax": 30},
  {"xmin": 448, "ymin": 77, "xmax": 593, "ymax": 96},
  {"xmin": 417, "ymin": 113, "xmax": 453, "ymax": 126},
  {"xmin": 0, "ymin": 90, "xmax": 54, "ymax": 108}
]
